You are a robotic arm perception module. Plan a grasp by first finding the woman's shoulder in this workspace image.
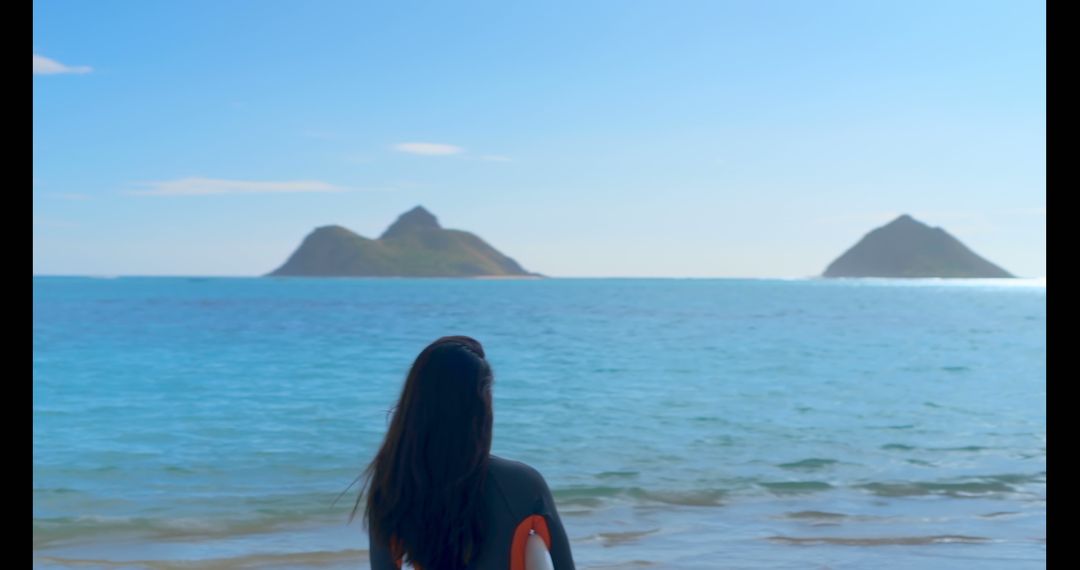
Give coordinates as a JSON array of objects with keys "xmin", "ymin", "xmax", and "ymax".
[
  {"xmin": 489, "ymin": 454, "xmax": 543, "ymax": 477},
  {"xmin": 488, "ymin": 455, "xmax": 549, "ymax": 493}
]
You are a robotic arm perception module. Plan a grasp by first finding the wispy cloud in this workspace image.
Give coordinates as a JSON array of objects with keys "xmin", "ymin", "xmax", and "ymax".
[
  {"xmin": 130, "ymin": 177, "xmax": 349, "ymax": 196},
  {"xmin": 391, "ymin": 142, "xmax": 512, "ymax": 162},
  {"xmin": 33, "ymin": 54, "xmax": 92, "ymax": 75},
  {"xmin": 392, "ymin": 142, "xmax": 464, "ymax": 156}
]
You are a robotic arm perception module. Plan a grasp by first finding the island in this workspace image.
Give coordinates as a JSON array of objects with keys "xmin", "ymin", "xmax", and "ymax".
[
  {"xmin": 267, "ymin": 206, "xmax": 539, "ymax": 277},
  {"xmin": 823, "ymin": 214, "xmax": 1014, "ymax": 278}
]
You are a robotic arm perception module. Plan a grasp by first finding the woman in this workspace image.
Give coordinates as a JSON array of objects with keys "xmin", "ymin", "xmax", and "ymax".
[{"xmin": 355, "ymin": 336, "xmax": 575, "ymax": 570}]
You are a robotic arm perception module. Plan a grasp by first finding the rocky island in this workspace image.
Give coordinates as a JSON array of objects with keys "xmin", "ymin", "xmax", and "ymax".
[
  {"xmin": 823, "ymin": 214, "xmax": 1013, "ymax": 278},
  {"xmin": 268, "ymin": 206, "xmax": 538, "ymax": 277}
]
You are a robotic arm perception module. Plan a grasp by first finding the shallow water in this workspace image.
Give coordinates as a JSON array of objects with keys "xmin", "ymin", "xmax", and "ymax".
[{"xmin": 33, "ymin": 277, "xmax": 1046, "ymax": 568}]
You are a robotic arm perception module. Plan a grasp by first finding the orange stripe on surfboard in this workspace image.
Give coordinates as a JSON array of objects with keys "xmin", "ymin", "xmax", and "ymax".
[
  {"xmin": 510, "ymin": 514, "xmax": 551, "ymax": 570},
  {"xmin": 389, "ymin": 516, "xmax": 551, "ymax": 570}
]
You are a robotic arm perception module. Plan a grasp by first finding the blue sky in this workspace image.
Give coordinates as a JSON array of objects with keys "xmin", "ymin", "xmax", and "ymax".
[{"xmin": 33, "ymin": 0, "xmax": 1045, "ymax": 277}]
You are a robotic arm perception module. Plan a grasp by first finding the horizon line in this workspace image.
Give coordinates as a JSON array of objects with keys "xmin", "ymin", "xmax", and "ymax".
[{"xmin": 31, "ymin": 273, "xmax": 1042, "ymax": 281}]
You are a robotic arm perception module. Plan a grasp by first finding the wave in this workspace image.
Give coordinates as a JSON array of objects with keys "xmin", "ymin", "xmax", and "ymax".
[
  {"xmin": 583, "ymin": 528, "xmax": 662, "ymax": 547},
  {"xmin": 760, "ymin": 481, "xmax": 834, "ymax": 494},
  {"xmin": 553, "ymin": 486, "xmax": 728, "ymax": 507},
  {"xmin": 777, "ymin": 458, "xmax": 840, "ymax": 471},
  {"xmin": 33, "ymin": 510, "xmax": 345, "ymax": 550},
  {"xmin": 780, "ymin": 510, "xmax": 850, "ymax": 521},
  {"xmin": 35, "ymin": 548, "xmax": 367, "ymax": 569},
  {"xmin": 35, "ymin": 471, "xmax": 1045, "ymax": 549},
  {"xmin": 855, "ymin": 473, "xmax": 1045, "ymax": 498},
  {"xmin": 768, "ymin": 534, "xmax": 991, "ymax": 546}
]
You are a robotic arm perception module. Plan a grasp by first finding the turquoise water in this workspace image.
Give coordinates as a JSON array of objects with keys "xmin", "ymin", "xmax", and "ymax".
[{"xmin": 33, "ymin": 277, "xmax": 1046, "ymax": 569}]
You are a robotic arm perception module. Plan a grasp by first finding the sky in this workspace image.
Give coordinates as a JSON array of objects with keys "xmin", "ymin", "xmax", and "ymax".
[{"xmin": 33, "ymin": 0, "xmax": 1045, "ymax": 278}]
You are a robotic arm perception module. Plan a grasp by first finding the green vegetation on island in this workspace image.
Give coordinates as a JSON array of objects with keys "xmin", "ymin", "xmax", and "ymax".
[{"xmin": 268, "ymin": 206, "xmax": 537, "ymax": 277}]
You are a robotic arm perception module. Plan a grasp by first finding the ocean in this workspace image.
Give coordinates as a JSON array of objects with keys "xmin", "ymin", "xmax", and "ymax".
[{"xmin": 33, "ymin": 277, "xmax": 1046, "ymax": 569}]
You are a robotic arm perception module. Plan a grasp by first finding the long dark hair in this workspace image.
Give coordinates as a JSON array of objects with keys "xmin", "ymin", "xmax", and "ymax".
[{"xmin": 354, "ymin": 336, "xmax": 494, "ymax": 569}]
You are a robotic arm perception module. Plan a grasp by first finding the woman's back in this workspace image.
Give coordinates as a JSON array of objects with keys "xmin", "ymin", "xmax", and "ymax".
[
  {"xmin": 369, "ymin": 455, "xmax": 575, "ymax": 570},
  {"xmin": 359, "ymin": 337, "xmax": 575, "ymax": 570}
]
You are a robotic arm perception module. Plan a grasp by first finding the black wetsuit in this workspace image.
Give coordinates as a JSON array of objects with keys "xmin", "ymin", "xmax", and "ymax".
[{"xmin": 369, "ymin": 455, "xmax": 576, "ymax": 570}]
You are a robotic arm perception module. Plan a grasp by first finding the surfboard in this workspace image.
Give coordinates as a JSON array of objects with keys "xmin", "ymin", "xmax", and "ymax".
[
  {"xmin": 512, "ymin": 514, "xmax": 554, "ymax": 570},
  {"xmin": 391, "ymin": 513, "xmax": 556, "ymax": 569},
  {"xmin": 525, "ymin": 529, "xmax": 554, "ymax": 570}
]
